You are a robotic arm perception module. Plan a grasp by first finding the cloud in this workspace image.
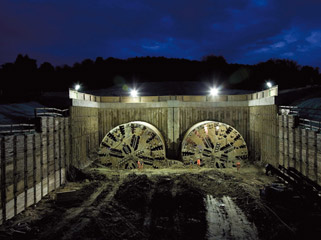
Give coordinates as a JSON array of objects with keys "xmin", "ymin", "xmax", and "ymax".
[
  {"xmin": 284, "ymin": 31, "xmax": 298, "ymax": 43},
  {"xmin": 281, "ymin": 52, "xmax": 294, "ymax": 57},
  {"xmin": 271, "ymin": 42, "xmax": 286, "ymax": 49},
  {"xmin": 243, "ymin": 27, "xmax": 321, "ymax": 67},
  {"xmin": 306, "ymin": 31, "xmax": 321, "ymax": 46}
]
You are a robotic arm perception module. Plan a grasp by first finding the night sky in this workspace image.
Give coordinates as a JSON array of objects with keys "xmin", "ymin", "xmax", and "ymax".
[{"xmin": 1, "ymin": 0, "xmax": 321, "ymax": 68}]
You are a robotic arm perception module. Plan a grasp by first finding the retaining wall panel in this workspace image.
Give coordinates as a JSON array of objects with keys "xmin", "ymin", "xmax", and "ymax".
[
  {"xmin": 26, "ymin": 188, "xmax": 34, "ymax": 208},
  {"xmin": 301, "ymin": 129, "xmax": 308, "ymax": 144},
  {"xmin": 26, "ymin": 135, "xmax": 34, "ymax": 189},
  {"xmin": 5, "ymin": 199, "xmax": 14, "ymax": 220},
  {"xmin": 16, "ymin": 135, "xmax": 24, "ymax": 195},
  {"xmin": 295, "ymin": 128, "xmax": 301, "ymax": 142},
  {"xmin": 0, "ymin": 138, "xmax": 3, "ymax": 222},
  {"xmin": 4, "ymin": 136, "xmax": 14, "ymax": 206},
  {"xmin": 16, "ymin": 192, "xmax": 25, "ymax": 215}
]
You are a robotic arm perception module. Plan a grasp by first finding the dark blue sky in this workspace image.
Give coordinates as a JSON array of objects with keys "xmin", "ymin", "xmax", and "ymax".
[{"xmin": 1, "ymin": 0, "xmax": 321, "ymax": 68}]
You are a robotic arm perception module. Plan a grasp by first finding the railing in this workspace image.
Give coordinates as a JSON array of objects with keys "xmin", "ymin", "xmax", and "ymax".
[
  {"xmin": 299, "ymin": 118, "xmax": 321, "ymax": 131},
  {"xmin": 279, "ymin": 106, "xmax": 321, "ymax": 131},
  {"xmin": 34, "ymin": 108, "xmax": 69, "ymax": 118},
  {"xmin": 279, "ymin": 105, "xmax": 299, "ymax": 115},
  {"xmin": 0, "ymin": 123, "xmax": 35, "ymax": 134},
  {"xmin": 0, "ymin": 108, "xmax": 68, "ymax": 135}
]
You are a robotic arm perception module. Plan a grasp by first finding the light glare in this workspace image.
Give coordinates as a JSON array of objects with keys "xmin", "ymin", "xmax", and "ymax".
[
  {"xmin": 130, "ymin": 89, "xmax": 138, "ymax": 97},
  {"xmin": 266, "ymin": 82, "xmax": 272, "ymax": 88},
  {"xmin": 210, "ymin": 87, "xmax": 219, "ymax": 96},
  {"xmin": 75, "ymin": 84, "xmax": 81, "ymax": 91}
]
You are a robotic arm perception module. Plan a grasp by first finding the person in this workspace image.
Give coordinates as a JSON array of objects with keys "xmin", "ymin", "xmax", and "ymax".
[
  {"xmin": 236, "ymin": 162, "xmax": 241, "ymax": 172},
  {"xmin": 137, "ymin": 160, "xmax": 141, "ymax": 170},
  {"xmin": 197, "ymin": 159, "xmax": 201, "ymax": 168}
]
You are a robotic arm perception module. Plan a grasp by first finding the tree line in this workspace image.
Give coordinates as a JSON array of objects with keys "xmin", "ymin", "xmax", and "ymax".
[{"xmin": 0, "ymin": 54, "xmax": 320, "ymax": 99}]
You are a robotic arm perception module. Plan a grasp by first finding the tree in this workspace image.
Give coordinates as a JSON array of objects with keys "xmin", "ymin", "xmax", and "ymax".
[
  {"xmin": 14, "ymin": 54, "xmax": 37, "ymax": 72},
  {"xmin": 39, "ymin": 62, "xmax": 54, "ymax": 72},
  {"xmin": 202, "ymin": 55, "xmax": 227, "ymax": 65}
]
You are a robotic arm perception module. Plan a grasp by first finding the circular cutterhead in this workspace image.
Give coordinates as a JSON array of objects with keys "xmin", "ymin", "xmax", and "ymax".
[
  {"xmin": 181, "ymin": 121, "xmax": 248, "ymax": 168},
  {"xmin": 99, "ymin": 121, "xmax": 166, "ymax": 169}
]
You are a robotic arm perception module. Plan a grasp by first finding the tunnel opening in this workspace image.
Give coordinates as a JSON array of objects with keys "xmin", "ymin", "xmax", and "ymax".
[
  {"xmin": 98, "ymin": 121, "xmax": 167, "ymax": 169},
  {"xmin": 98, "ymin": 120, "xmax": 249, "ymax": 171},
  {"xmin": 181, "ymin": 121, "xmax": 248, "ymax": 169}
]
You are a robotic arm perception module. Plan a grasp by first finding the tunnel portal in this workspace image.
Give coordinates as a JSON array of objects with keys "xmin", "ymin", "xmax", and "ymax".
[
  {"xmin": 181, "ymin": 121, "xmax": 248, "ymax": 168},
  {"xmin": 98, "ymin": 121, "xmax": 166, "ymax": 169},
  {"xmin": 99, "ymin": 120, "xmax": 248, "ymax": 169}
]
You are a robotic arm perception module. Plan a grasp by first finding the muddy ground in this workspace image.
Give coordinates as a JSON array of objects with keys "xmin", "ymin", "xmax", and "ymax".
[{"xmin": 1, "ymin": 163, "xmax": 321, "ymax": 240}]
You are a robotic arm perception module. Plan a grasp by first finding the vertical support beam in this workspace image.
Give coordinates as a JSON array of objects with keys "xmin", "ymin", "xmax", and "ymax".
[
  {"xmin": 53, "ymin": 117, "xmax": 56, "ymax": 190},
  {"xmin": 295, "ymin": 128, "xmax": 302, "ymax": 173},
  {"xmin": 167, "ymin": 100, "xmax": 180, "ymax": 159},
  {"xmin": 288, "ymin": 127, "xmax": 293, "ymax": 168},
  {"xmin": 167, "ymin": 103, "xmax": 174, "ymax": 158},
  {"xmin": 69, "ymin": 108, "xmax": 74, "ymax": 168},
  {"xmin": 278, "ymin": 115, "xmax": 284, "ymax": 166},
  {"xmin": 63, "ymin": 118, "xmax": 67, "ymax": 170},
  {"xmin": 1, "ymin": 137, "xmax": 6, "ymax": 223},
  {"xmin": 301, "ymin": 128, "xmax": 308, "ymax": 176},
  {"xmin": 26, "ymin": 134, "xmax": 34, "ymax": 208},
  {"xmin": 58, "ymin": 118, "xmax": 62, "ymax": 186},
  {"xmin": 173, "ymin": 107, "xmax": 180, "ymax": 158},
  {"xmin": 46, "ymin": 117, "xmax": 50, "ymax": 193},
  {"xmin": 313, "ymin": 131, "xmax": 318, "ymax": 182},
  {"xmin": 13, "ymin": 136, "xmax": 17, "ymax": 216},
  {"xmin": 40, "ymin": 133, "xmax": 44, "ymax": 198},
  {"xmin": 317, "ymin": 133, "xmax": 321, "ymax": 184},
  {"xmin": 307, "ymin": 130, "xmax": 317, "ymax": 181},
  {"xmin": 48, "ymin": 117, "xmax": 55, "ymax": 192},
  {"xmin": 16, "ymin": 135, "xmax": 25, "ymax": 215},
  {"xmin": 291, "ymin": 128, "xmax": 296, "ymax": 169},
  {"xmin": 23, "ymin": 135, "xmax": 27, "ymax": 209},
  {"xmin": 4, "ymin": 136, "xmax": 14, "ymax": 220},
  {"xmin": 32, "ymin": 134, "xmax": 36, "ymax": 205}
]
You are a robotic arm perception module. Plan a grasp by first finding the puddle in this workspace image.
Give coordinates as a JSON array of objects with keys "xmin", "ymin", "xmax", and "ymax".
[{"xmin": 205, "ymin": 195, "xmax": 258, "ymax": 240}]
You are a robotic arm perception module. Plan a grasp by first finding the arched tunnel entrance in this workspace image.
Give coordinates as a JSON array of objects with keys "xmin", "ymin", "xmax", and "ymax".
[
  {"xmin": 181, "ymin": 121, "xmax": 248, "ymax": 168},
  {"xmin": 98, "ymin": 121, "xmax": 166, "ymax": 169}
]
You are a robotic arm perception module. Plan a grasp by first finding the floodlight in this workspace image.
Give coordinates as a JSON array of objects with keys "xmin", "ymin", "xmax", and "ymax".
[
  {"xmin": 210, "ymin": 87, "xmax": 219, "ymax": 96},
  {"xmin": 130, "ymin": 89, "xmax": 138, "ymax": 97},
  {"xmin": 75, "ymin": 84, "xmax": 81, "ymax": 91},
  {"xmin": 266, "ymin": 82, "xmax": 272, "ymax": 88}
]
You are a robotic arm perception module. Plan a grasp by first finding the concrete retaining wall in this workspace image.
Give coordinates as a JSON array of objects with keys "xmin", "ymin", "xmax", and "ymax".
[
  {"xmin": 70, "ymin": 107, "xmax": 99, "ymax": 168},
  {"xmin": 0, "ymin": 117, "xmax": 70, "ymax": 224},
  {"xmin": 278, "ymin": 114, "xmax": 321, "ymax": 184},
  {"xmin": 249, "ymin": 105, "xmax": 278, "ymax": 165},
  {"xmin": 69, "ymin": 87, "xmax": 279, "ymax": 163},
  {"xmin": 97, "ymin": 104, "xmax": 250, "ymax": 158}
]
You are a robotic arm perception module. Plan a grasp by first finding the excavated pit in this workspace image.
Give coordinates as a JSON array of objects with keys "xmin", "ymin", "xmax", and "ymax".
[{"xmin": 1, "ymin": 166, "xmax": 321, "ymax": 240}]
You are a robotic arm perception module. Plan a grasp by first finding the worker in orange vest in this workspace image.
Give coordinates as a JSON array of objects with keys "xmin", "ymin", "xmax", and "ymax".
[
  {"xmin": 197, "ymin": 159, "xmax": 201, "ymax": 168},
  {"xmin": 137, "ymin": 160, "xmax": 141, "ymax": 170},
  {"xmin": 236, "ymin": 162, "xmax": 241, "ymax": 172}
]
